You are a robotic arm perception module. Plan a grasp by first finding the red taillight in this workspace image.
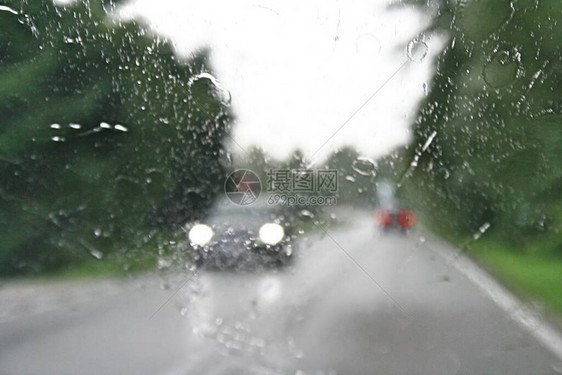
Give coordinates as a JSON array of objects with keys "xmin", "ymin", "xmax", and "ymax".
[
  {"xmin": 398, "ymin": 209, "xmax": 416, "ymax": 227},
  {"xmin": 374, "ymin": 209, "xmax": 391, "ymax": 227}
]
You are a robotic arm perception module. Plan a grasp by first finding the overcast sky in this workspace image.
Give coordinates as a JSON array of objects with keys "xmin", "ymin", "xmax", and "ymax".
[{"xmin": 119, "ymin": 0, "xmax": 446, "ymax": 162}]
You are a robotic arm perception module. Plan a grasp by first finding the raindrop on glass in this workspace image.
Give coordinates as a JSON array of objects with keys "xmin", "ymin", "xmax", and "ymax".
[
  {"xmin": 483, "ymin": 49, "xmax": 521, "ymax": 89},
  {"xmin": 0, "ymin": 5, "xmax": 18, "ymax": 15},
  {"xmin": 188, "ymin": 72, "xmax": 231, "ymax": 107},
  {"xmin": 89, "ymin": 249, "xmax": 103, "ymax": 260},
  {"xmin": 352, "ymin": 156, "xmax": 377, "ymax": 176},
  {"xmin": 298, "ymin": 210, "xmax": 315, "ymax": 219},
  {"xmin": 551, "ymin": 362, "xmax": 562, "ymax": 374},
  {"xmin": 407, "ymin": 38, "xmax": 429, "ymax": 63}
]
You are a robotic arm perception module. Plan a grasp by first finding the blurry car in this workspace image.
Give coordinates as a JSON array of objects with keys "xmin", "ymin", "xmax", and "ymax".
[
  {"xmin": 373, "ymin": 180, "xmax": 416, "ymax": 233},
  {"xmin": 373, "ymin": 207, "xmax": 417, "ymax": 233},
  {"xmin": 185, "ymin": 199, "xmax": 297, "ymax": 271}
]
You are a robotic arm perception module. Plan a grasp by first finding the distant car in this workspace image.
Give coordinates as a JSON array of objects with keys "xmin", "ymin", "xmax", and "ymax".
[
  {"xmin": 373, "ymin": 180, "xmax": 416, "ymax": 233},
  {"xmin": 373, "ymin": 208, "xmax": 417, "ymax": 233},
  {"xmin": 185, "ymin": 199, "xmax": 297, "ymax": 271}
]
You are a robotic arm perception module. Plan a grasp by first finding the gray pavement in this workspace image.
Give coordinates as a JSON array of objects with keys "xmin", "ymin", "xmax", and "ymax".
[{"xmin": 1, "ymin": 212, "xmax": 561, "ymax": 374}]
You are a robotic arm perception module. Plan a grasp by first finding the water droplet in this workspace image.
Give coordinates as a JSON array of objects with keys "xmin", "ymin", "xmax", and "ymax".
[
  {"xmin": 472, "ymin": 222, "xmax": 491, "ymax": 240},
  {"xmin": 551, "ymin": 361, "xmax": 562, "ymax": 374},
  {"xmin": 288, "ymin": 338, "xmax": 305, "ymax": 359},
  {"xmin": 0, "ymin": 5, "xmax": 18, "ymax": 15},
  {"xmin": 285, "ymin": 244, "xmax": 293, "ymax": 256},
  {"xmin": 510, "ymin": 304, "xmax": 542, "ymax": 332},
  {"xmin": 186, "ymin": 263, "xmax": 197, "ymax": 272},
  {"xmin": 407, "ymin": 38, "xmax": 429, "ymax": 63},
  {"xmin": 422, "ymin": 131, "xmax": 437, "ymax": 151},
  {"xmin": 188, "ymin": 72, "xmax": 231, "ymax": 108},
  {"xmin": 483, "ymin": 49, "xmax": 521, "ymax": 89},
  {"xmin": 114, "ymin": 124, "xmax": 128, "ymax": 132},
  {"xmin": 51, "ymin": 136, "xmax": 65, "ymax": 142},
  {"xmin": 89, "ymin": 249, "xmax": 103, "ymax": 260},
  {"xmin": 69, "ymin": 123, "xmax": 81, "ymax": 129},
  {"xmin": 157, "ymin": 258, "xmax": 172, "ymax": 270},
  {"xmin": 454, "ymin": 0, "xmax": 514, "ymax": 41},
  {"xmin": 193, "ymin": 323, "xmax": 218, "ymax": 338},
  {"xmin": 50, "ymin": 123, "xmax": 61, "ymax": 129},
  {"xmin": 352, "ymin": 156, "xmax": 377, "ymax": 176},
  {"xmin": 249, "ymin": 337, "xmax": 266, "ymax": 349},
  {"xmin": 17, "ymin": 13, "xmax": 38, "ymax": 37},
  {"xmin": 100, "ymin": 122, "xmax": 111, "ymax": 129},
  {"xmin": 345, "ymin": 175, "xmax": 356, "ymax": 182},
  {"xmin": 298, "ymin": 210, "xmax": 315, "ymax": 219}
]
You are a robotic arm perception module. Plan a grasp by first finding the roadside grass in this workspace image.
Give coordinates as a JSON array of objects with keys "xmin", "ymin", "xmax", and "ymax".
[
  {"xmin": 469, "ymin": 239, "xmax": 562, "ymax": 316},
  {"xmin": 14, "ymin": 209, "xmax": 345, "ymax": 281},
  {"xmin": 42, "ymin": 252, "xmax": 157, "ymax": 281},
  {"xmin": 41, "ymin": 231, "xmax": 181, "ymax": 281}
]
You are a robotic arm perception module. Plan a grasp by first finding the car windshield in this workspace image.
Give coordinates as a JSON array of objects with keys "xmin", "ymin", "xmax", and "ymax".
[{"xmin": 1, "ymin": 0, "xmax": 562, "ymax": 374}]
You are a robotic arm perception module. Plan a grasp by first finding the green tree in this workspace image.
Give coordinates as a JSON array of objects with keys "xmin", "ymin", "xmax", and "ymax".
[
  {"xmin": 0, "ymin": 0, "xmax": 232, "ymax": 275},
  {"xmin": 399, "ymin": 0, "xmax": 562, "ymax": 245}
]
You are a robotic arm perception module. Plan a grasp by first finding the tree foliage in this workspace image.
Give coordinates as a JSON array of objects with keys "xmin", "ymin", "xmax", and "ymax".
[
  {"xmin": 0, "ymin": 0, "xmax": 232, "ymax": 274},
  {"xmin": 400, "ymin": 0, "xmax": 562, "ymax": 246}
]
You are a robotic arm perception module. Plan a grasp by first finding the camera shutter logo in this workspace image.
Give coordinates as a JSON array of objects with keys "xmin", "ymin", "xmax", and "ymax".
[{"xmin": 224, "ymin": 169, "xmax": 262, "ymax": 205}]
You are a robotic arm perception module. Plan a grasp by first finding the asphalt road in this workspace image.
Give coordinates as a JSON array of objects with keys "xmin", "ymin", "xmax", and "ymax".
[{"xmin": 1, "ymin": 212, "xmax": 562, "ymax": 374}]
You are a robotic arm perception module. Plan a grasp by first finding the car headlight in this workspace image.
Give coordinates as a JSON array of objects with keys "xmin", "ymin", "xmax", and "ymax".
[
  {"xmin": 259, "ymin": 223, "xmax": 285, "ymax": 245},
  {"xmin": 188, "ymin": 224, "xmax": 214, "ymax": 246}
]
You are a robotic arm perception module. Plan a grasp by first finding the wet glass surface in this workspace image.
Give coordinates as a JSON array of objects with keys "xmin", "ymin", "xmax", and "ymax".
[{"xmin": 1, "ymin": 0, "xmax": 562, "ymax": 374}]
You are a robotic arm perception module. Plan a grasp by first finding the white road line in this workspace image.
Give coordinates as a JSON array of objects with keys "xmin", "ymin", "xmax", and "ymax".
[{"xmin": 427, "ymin": 237, "xmax": 562, "ymax": 360}]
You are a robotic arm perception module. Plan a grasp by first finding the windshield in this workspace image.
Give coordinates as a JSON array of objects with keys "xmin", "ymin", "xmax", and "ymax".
[{"xmin": 1, "ymin": 0, "xmax": 562, "ymax": 374}]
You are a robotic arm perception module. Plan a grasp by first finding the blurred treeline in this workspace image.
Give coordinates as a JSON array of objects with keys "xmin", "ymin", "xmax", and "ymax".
[
  {"xmin": 237, "ymin": 146, "xmax": 397, "ymax": 212},
  {"xmin": 0, "ymin": 0, "xmax": 232, "ymax": 275},
  {"xmin": 398, "ymin": 0, "xmax": 562, "ymax": 250}
]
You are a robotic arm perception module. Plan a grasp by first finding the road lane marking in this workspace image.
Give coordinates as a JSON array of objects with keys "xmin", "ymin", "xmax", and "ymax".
[{"xmin": 427, "ymin": 237, "xmax": 562, "ymax": 360}]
